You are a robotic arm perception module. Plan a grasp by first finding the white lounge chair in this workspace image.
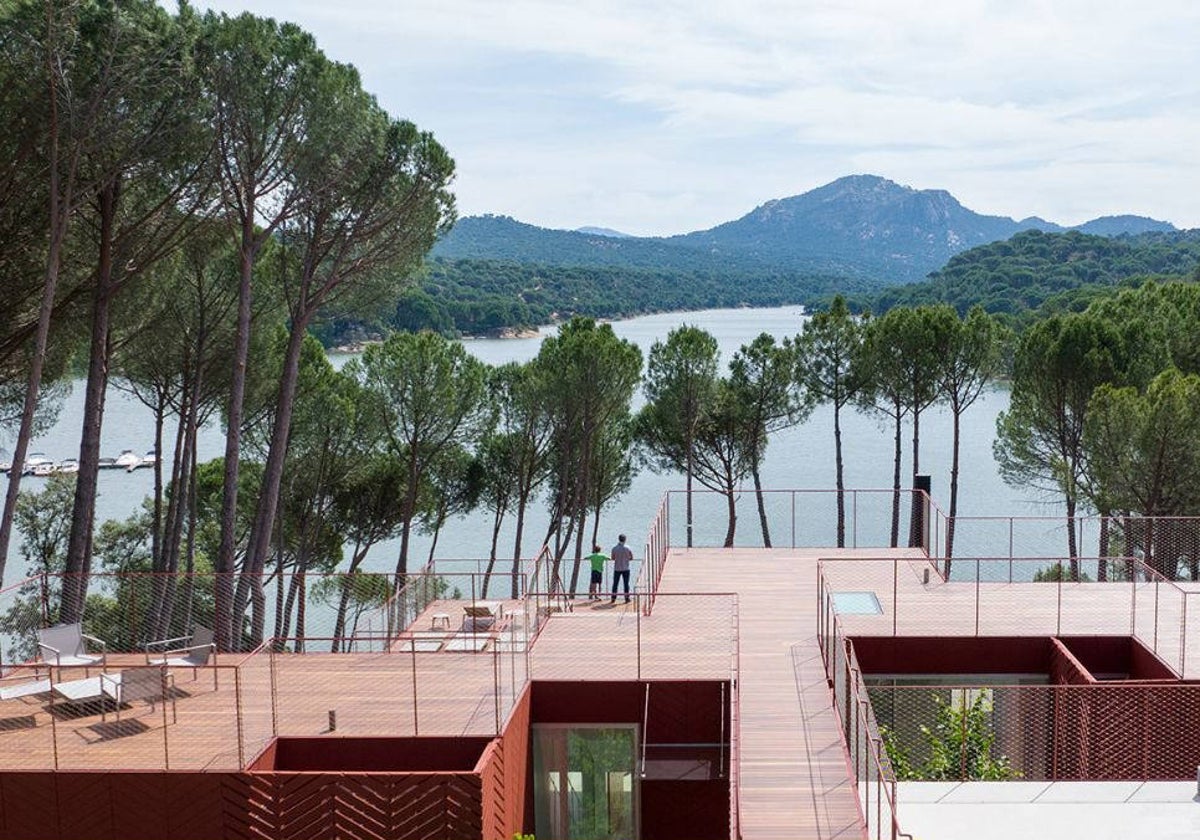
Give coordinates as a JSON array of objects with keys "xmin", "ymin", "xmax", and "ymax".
[
  {"xmin": 146, "ymin": 626, "xmax": 216, "ymax": 687},
  {"xmin": 101, "ymin": 667, "xmax": 175, "ymax": 724},
  {"xmin": 37, "ymin": 623, "xmax": 106, "ymax": 672}
]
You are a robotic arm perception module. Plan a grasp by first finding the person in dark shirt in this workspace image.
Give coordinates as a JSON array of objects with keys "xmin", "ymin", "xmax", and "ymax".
[{"xmin": 610, "ymin": 534, "xmax": 633, "ymax": 604}]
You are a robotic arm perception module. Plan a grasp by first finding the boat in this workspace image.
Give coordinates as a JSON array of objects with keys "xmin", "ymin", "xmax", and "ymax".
[
  {"xmin": 31, "ymin": 461, "xmax": 57, "ymax": 477},
  {"xmin": 22, "ymin": 453, "xmax": 53, "ymax": 475},
  {"xmin": 113, "ymin": 449, "xmax": 139, "ymax": 470},
  {"xmin": 128, "ymin": 448, "xmax": 157, "ymax": 473},
  {"xmin": 98, "ymin": 456, "xmax": 117, "ymax": 469},
  {"xmin": 56, "ymin": 459, "xmax": 79, "ymax": 474}
]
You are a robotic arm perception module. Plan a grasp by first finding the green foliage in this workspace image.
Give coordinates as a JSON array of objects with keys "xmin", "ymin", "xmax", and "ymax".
[
  {"xmin": 1083, "ymin": 369, "xmax": 1200, "ymax": 522},
  {"xmin": 881, "ymin": 692, "xmax": 1020, "ymax": 781},
  {"xmin": 317, "ymin": 255, "xmax": 860, "ymax": 344},
  {"xmin": 1032, "ymin": 563, "xmax": 1092, "ymax": 582},
  {"xmin": 873, "ymin": 229, "xmax": 1200, "ymax": 323}
]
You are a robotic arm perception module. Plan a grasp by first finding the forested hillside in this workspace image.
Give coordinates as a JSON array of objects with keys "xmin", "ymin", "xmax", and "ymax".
[
  {"xmin": 317, "ymin": 258, "xmax": 865, "ymax": 343},
  {"xmin": 871, "ymin": 229, "xmax": 1200, "ymax": 320}
]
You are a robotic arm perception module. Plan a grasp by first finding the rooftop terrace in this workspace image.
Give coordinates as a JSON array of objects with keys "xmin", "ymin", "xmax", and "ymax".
[{"xmin": 2, "ymin": 489, "xmax": 1200, "ymax": 839}]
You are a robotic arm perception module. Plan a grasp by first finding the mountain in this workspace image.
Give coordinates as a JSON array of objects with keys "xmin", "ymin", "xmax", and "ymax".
[
  {"xmin": 432, "ymin": 214, "xmax": 789, "ymax": 277},
  {"xmin": 576, "ymin": 226, "xmax": 631, "ymax": 238},
  {"xmin": 432, "ymin": 176, "xmax": 1181, "ymax": 287},
  {"xmin": 1073, "ymin": 215, "xmax": 1175, "ymax": 236}
]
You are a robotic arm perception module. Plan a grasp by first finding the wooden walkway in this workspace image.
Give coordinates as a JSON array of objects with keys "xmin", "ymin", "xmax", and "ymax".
[{"xmin": 656, "ymin": 547, "xmax": 924, "ymax": 840}]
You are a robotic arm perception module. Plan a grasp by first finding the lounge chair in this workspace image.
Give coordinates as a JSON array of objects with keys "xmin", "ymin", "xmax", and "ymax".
[
  {"xmin": 37, "ymin": 623, "xmax": 106, "ymax": 672},
  {"xmin": 0, "ymin": 669, "xmax": 51, "ymax": 703},
  {"xmin": 462, "ymin": 602, "xmax": 501, "ymax": 631},
  {"xmin": 146, "ymin": 626, "xmax": 216, "ymax": 687},
  {"xmin": 100, "ymin": 667, "xmax": 175, "ymax": 724}
]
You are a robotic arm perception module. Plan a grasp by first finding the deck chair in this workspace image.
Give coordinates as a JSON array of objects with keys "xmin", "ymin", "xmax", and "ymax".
[
  {"xmin": 462, "ymin": 602, "xmax": 500, "ymax": 631},
  {"xmin": 37, "ymin": 623, "xmax": 106, "ymax": 672},
  {"xmin": 146, "ymin": 626, "xmax": 216, "ymax": 688},
  {"xmin": 101, "ymin": 666, "xmax": 175, "ymax": 724}
]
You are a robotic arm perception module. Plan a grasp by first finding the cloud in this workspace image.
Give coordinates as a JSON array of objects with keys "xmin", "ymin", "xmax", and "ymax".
[{"xmin": 198, "ymin": 0, "xmax": 1200, "ymax": 233}]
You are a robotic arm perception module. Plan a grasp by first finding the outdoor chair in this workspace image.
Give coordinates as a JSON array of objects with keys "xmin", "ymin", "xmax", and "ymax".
[
  {"xmin": 100, "ymin": 666, "xmax": 175, "ymax": 724},
  {"xmin": 462, "ymin": 602, "xmax": 501, "ymax": 631},
  {"xmin": 37, "ymin": 623, "xmax": 106, "ymax": 672},
  {"xmin": 146, "ymin": 626, "xmax": 216, "ymax": 688}
]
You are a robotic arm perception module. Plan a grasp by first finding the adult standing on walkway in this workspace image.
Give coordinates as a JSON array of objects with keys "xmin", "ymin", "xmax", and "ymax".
[{"xmin": 610, "ymin": 534, "xmax": 633, "ymax": 603}]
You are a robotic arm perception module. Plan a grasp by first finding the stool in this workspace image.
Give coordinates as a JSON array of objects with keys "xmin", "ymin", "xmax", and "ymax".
[{"xmin": 431, "ymin": 612, "xmax": 451, "ymax": 630}]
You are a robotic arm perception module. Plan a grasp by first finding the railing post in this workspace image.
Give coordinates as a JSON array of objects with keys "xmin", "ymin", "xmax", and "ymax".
[
  {"xmin": 892, "ymin": 559, "xmax": 898, "ymax": 637},
  {"xmin": 791, "ymin": 491, "xmax": 796, "ymax": 549},
  {"xmin": 1008, "ymin": 518, "xmax": 1014, "ymax": 559},
  {"xmin": 972, "ymin": 559, "xmax": 980, "ymax": 636},
  {"xmin": 235, "ymin": 667, "xmax": 244, "ymax": 767},
  {"xmin": 270, "ymin": 647, "xmax": 278, "ymax": 736},
  {"xmin": 852, "ymin": 491, "xmax": 858, "ymax": 549},
  {"xmin": 1180, "ymin": 594, "xmax": 1188, "ymax": 677},
  {"xmin": 1056, "ymin": 565, "xmax": 1063, "ymax": 637},
  {"xmin": 411, "ymin": 640, "xmax": 419, "ymax": 736},
  {"xmin": 636, "ymin": 594, "xmax": 642, "ymax": 681},
  {"xmin": 1154, "ymin": 579, "xmax": 1160, "ymax": 654}
]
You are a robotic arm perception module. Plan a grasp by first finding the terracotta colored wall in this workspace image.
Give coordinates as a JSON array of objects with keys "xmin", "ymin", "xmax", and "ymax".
[
  {"xmin": 0, "ymin": 769, "xmax": 489, "ymax": 840},
  {"xmin": 1049, "ymin": 639, "xmax": 1094, "ymax": 685},
  {"xmin": 532, "ymin": 680, "xmax": 729, "ymax": 748},
  {"xmin": 1057, "ymin": 636, "xmax": 1177, "ymax": 680},
  {"xmin": 0, "ymin": 771, "xmax": 240, "ymax": 840},
  {"xmin": 480, "ymin": 687, "xmax": 531, "ymax": 840},
  {"xmin": 850, "ymin": 636, "xmax": 1052, "ymax": 675},
  {"xmin": 249, "ymin": 736, "xmax": 492, "ymax": 771}
]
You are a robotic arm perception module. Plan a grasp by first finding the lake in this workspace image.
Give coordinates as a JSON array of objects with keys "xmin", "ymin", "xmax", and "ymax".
[{"xmin": 2, "ymin": 305, "xmax": 1058, "ymax": 580}]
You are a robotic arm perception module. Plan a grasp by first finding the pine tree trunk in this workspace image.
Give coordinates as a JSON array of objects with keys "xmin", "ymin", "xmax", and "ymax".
[
  {"xmin": 0, "ymin": 42, "xmax": 70, "ymax": 585},
  {"xmin": 890, "ymin": 403, "xmax": 902, "ymax": 549},
  {"xmin": 833, "ymin": 403, "xmax": 846, "ymax": 548},
  {"xmin": 242, "ymin": 318, "xmax": 311, "ymax": 596},
  {"xmin": 62, "ymin": 181, "xmax": 119, "ymax": 623},
  {"xmin": 946, "ymin": 407, "xmax": 961, "ymax": 576},
  {"xmin": 215, "ymin": 233, "xmax": 257, "ymax": 651},
  {"xmin": 752, "ymin": 460, "xmax": 770, "ymax": 548}
]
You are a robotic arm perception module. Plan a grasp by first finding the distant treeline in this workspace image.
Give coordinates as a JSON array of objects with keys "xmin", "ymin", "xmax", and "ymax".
[
  {"xmin": 315, "ymin": 258, "xmax": 872, "ymax": 344},
  {"xmin": 316, "ymin": 227, "xmax": 1200, "ymax": 346},
  {"xmin": 869, "ymin": 229, "xmax": 1200, "ymax": 323}
]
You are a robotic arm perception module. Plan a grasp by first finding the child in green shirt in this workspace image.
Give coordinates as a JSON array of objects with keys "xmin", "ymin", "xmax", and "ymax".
[{"xmin": 586, "ymin": 544, "xmax": 608, "ymax": 601}]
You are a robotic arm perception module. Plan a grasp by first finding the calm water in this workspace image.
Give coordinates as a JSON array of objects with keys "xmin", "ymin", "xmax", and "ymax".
[{"xmin": 2, "ymin": 306, "xmax": 1056, "ymax": 578}]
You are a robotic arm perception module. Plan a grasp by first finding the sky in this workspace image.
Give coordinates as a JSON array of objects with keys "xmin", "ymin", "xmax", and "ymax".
[{"xmin": 197, "ymin": 0, "xmax": 1200, "ymax": 237}]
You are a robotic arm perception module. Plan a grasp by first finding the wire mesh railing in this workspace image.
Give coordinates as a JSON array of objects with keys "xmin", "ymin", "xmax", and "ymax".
[
  {"xmin": 932, "ymin": 514, "xmax": 1200, "ymax": 580},
  {"xmin": 818, "ymin": 556, "xmax": 1199, "ymax": 678},
  {"xmin": 0, "ymin": 575, "xmax": 737, "ymax": 779},
  {"xmin": 637, "ymin": 492, "xmax": 670, "ymax": 613},
  {"xmin": 867, "ymin": 682, "xmax": 1200, "ymax": 782},
  {"xmin": 818, "ymin": 583, "xmax": 908, "ymax": 840},
  {"xmin": 662, "ymin": 488, "xmax": 935, "ymax": 552}
]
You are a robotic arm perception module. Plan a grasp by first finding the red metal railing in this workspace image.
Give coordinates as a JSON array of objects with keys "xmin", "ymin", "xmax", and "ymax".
[
  {"xmin": 818, "ymin": 556, "xmax": 1199, "ymax": 679},
  {"xmin": 817, "ymin": 573, "xmax": 909, "ymax": 840}
]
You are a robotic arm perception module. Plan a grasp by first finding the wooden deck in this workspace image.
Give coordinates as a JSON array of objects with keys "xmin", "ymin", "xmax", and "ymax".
[{"xmin": 0, "ymin": 545, "xmax": 1189, "ymax": 840}]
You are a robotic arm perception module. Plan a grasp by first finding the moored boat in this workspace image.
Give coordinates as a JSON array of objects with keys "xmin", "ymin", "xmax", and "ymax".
[
  {"xmin": 56, "ymin": 459, "xmax": 79, "ymax": 474},
  {"xmin": 113, "ymin": 449, "xmax": 139, "ymax": 470},
  {"xmin": 23, "ymin": 453, "xmax": 53, "ymax": 475}
]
